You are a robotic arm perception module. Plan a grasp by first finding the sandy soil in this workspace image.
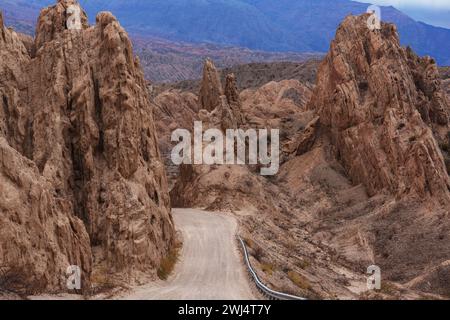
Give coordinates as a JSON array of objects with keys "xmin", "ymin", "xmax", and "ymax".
[{"xmin": 115, "ymin": 208, "xmax": 256, "ymax": 300}]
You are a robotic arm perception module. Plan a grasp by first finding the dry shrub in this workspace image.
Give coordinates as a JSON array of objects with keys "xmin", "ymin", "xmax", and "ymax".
[
  {"xmin": 157, "ymin": 241, "xmax": 182, "ymax": 280},
  {"xmin": 0, "ymin": 265, "xmax": 44, "ymax": 296},
  {"xmin": 251, "ymin": 245, "xmax": 264, "ymax": 262},
  {"xmin": 90, "ymin": 266, "xmax": 116, "ymax": 295},
  {"xmin": 243, "ymin": 237, "xmax": 255, "ymax": 249},
  {"xmin": 284, "ymin": 239, "xmax": 297, "ymax": 251},
  {"xmin": 261, "ymin": 263, "xmax": 275, "ymax": 276},
  {"xmin": 287, "ymin": 271, "xmax": 311, "ymax": 290},
  {"xmin": 380, "ymin": 281, "xmax": 398, "ymax": 296},
  {"xmin": 296, "ymin": 259, "xmax": 311, "ymax": 270},
  {"xmin": 244, "ymin": 237, "xmax": 264, "ymax": 261},
  {"xmin": 441, "ymin": 143, "xmax": 449, "ymax": 153}
]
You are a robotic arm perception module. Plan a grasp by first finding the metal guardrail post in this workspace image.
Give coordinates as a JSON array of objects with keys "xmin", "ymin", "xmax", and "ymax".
[{"xmin": 237, "ymin": 236, "xmax": 306, "ymax": 301}]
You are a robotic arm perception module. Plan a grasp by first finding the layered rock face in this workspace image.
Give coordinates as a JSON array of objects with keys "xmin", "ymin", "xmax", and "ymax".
[
  {"xmin": 303, "ymin": 14, "xmax": 450, "ymax": 295},
  {"xmin": 152, "ymin": 89, "xmax": 199, "ymax": 187},
  {"xmin": 167, "ymin": 16, "xmax": 450, "ymax": 298},
  {"xmin": 0, "ymin": 1, "xmax": 174, "ymax": 294},
  {"xmin": 308, "ymin": 14, "xmax": 450, "ymax": 200},
  {"xmin": 170, "ymin": 59, "xmax": 313, "ymax": 212},
  {"xmin": 1, "ymin": 5, "xmax": 92, "ymax": 293},
  {"xmin": 0, "ymin": 138, "xmax": 92, "ymax": 293}
]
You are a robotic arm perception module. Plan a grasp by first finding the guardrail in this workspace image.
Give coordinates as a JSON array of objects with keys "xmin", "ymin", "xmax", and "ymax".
[{"xmin": 237, "ymin": 236, "xmax": 306, "ymax": 300}]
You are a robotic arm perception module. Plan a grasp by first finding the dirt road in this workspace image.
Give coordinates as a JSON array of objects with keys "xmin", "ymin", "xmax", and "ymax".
[{"xmin": 117, "ymin": 208, "xmax": 256, "ymax": 300}]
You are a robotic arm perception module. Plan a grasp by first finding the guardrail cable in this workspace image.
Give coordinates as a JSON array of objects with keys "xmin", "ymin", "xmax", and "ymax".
[{"xmin": 237, "ymin": 236, "xmax": 306, "ymax": 301}]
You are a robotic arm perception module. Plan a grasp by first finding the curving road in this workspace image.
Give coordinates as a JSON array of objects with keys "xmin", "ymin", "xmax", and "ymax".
[{"xmin": 117, "ymin": 208, "xmax": 256, "ymax": 300}]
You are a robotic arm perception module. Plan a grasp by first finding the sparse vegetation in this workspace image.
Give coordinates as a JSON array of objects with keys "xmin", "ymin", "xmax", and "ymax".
[
  {"xmin": 379, "ymin": 281, "xmax": 399, "ymax": 296},
  {"xmin": 90, "ymin": 265, "xmax": 117, "ymax": 295},
  {"xmin": 243, "ymin": 237, "xmax": 255, "ymax": 249},
  {"xmin": 261, "ymin": 263, "xmax": 275, "ymax": 276},
  {"xmin": 296, "ymin": 259, "xmax": 311, "ymax": 270},
  {"xmin": 244, "ymin": 237, "xmax": 265, "ymax": 262},
  {"xmin": 287, "ymin": 271, "xmax": 311, "ymax": 290},
  {"xmin": 157, "ymin": 241, "xmax": 182, "ymax": 280},
  {"xmin": 0, "ymin": 265, "xmax": 42, "ymax": 296}
]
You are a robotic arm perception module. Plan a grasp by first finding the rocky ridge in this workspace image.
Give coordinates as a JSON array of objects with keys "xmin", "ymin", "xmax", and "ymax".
[
  {"xmin": 0, "ymin": 0, "xmax": 174, "ymax": 295},
  {"xmin": 166, "ymin": 14, "xmax": 450, "ymax": 298}
]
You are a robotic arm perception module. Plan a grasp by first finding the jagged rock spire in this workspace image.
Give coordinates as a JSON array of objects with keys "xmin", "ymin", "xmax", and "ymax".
[
  {"xmin": 224, "ymin": 73, "xmax": 245, "ymax": 126},
  {"xmin": 35, "ymin": 0, "xmax": 89, "ymax": 50},
  {"xmin": 308, "ymin": 14, "xmax": 450, "ymax": 200},
  {"xmin": 0, "ymin": 0, "xmax": 175, "ymax": 293},
  {"xmin": 199, "ymin": 58, "xmax": 223, "ymax": 112}
]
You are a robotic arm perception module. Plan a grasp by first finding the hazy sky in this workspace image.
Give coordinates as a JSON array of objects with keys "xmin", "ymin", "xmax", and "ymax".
[
  {"xmin": 360, "ymin": 0, "xmax": 450, "ymax": 9},
  {"xmin": 357, "ymin": 0, "xmax": 450, "ymax": 28}
]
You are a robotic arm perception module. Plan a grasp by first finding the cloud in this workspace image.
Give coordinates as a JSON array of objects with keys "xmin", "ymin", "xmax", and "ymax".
[{"xmin": 360, "ymin": 0, "xmax": 450, "ymax": 10}]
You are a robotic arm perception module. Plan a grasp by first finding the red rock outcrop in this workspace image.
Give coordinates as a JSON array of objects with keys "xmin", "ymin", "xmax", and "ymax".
[
  {"xmin": 308, "ymin": 14, "xmax": 450, "ymax": 200},
  {"xmin": 152, "ymin": 89, "xmax": 199, "ymax": 187},
  {"xmin": 170, "ymin": 61, "xmax": 314, "ymax": 212},
  {"xmin": 168, "ymin": 16, "xmax": 450, "ymax": 299},
  {"xmin": 0, "ymin": 1, "xmax": 174, "ymax": 294},
  {"xmin": 300, "ymin": 14, "xmax": 450, "ymax": 296},
  {"xmin": 224, "ymin": 73, "xmax": 245, "ymax": 127},
  {"xmin": 198, "ymin": 58, "xmax": 223, "ymax": 112},
  {"xmin": 0, "ymin": 137, "xmax": 92, "ymax": 293}
]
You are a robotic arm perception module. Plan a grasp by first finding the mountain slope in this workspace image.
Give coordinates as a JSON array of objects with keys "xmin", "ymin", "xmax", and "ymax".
[
  {"xmin": 84, "ymin": 0, "xmax": 450, "ymax": 65},
  {"xmin": 1, "ymin": 0, "xmax": 449, "ymax": 65},
  {"xmin": 0, "ymin": 1, "xmax": 175, "ymax": 294},
  {"xmin": 243, "ymin": 0, "xmax": 450, "ymax": 65}
]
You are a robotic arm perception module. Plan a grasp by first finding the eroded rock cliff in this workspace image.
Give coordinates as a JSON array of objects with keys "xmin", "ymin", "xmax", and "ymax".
[
  {"xmin": 308, "ymin": 14, "xmax": 450, "ymax": 200},
  {"xmin": 167, "ymin": 15, "xmax": 450, "ymax": 299},
  {"xmin": 0, "ymin": 1, "xmax": 174, "ymax": 294}
]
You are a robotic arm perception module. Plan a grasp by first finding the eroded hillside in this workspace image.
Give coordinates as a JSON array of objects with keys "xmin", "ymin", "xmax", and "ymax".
[
  {"xmin": 0, "ymin": 0, "xmax": 174, "ymax": 295},
  {"xmin": 161, "ymin": 15, "xmax": 450, "ymax": 299}
]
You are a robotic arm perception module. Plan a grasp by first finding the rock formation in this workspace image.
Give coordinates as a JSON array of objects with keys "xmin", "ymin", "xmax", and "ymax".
[
  {"xmin": 152, "ymin": 89, "xmax": 199, "ymax": 187},
  {"xmin": 197, "ymin": 59, "xmax": 246, "ymax": 131},
  {"xmin": 224, "ymin": 73, "xmax": 245, "ymax": 127},
  {"xmin": 301, "ymin": 14, "xmax": 450, "ymax": 296},
  {"xmin": 0, "ymin": 1, "xmax": 174, "ymax": 294},
  {"xmin": 308, "ymin": 14, "xmax": 450, "ymax": 200},
  {"xmin": 170, "ymin": 60, "xmax": 314, "ymax": 212},
  {"xmin": 168, "ymin": 15, "xmax": 450, "ymax": 299},
  {"xmin": 198, "ymin": 58, "xmax": 223, "ymax": 112}
]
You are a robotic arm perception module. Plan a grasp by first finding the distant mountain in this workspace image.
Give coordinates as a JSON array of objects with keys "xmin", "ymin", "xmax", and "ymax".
[
  {"xmin": 83, "ymin": 0, "xmax": 450, "ymax": 66},
  {"xmin": 1, "ymin": 0, "xmax": 449, "ymax": 65},
  {"xmin": 0, "ymin": 0, "xmax": 52, "ymax": 34},
  {"xmin": 133, "ymin": 35, "xmax": 318, "ymax": 82}
]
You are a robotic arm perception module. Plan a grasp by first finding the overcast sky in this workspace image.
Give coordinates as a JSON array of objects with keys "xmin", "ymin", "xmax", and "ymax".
[
  {"xmin": 359, "ymin": 0, "xmax": 450, "ymax": 9},
  {"xmin": 357, "ymin": 0, "xmax": 450, "ymax": 28}
]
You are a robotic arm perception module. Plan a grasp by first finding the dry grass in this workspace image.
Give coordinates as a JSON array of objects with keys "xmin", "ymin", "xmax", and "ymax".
[
  {"xmin": 296, "ymin": 259, "xmax": 311, "ymax": 270},
  {"xmin": 244, "ymin": 237, "xmax": 264, "ymax": 262},
  {"xmin": 287, "ymin": 271, "xmax": 311, "ymax": 290},
  {"xmin": 157, "ymin": 241, "xmax": 182, "ymax": 280},
  {"xmin": 90, "ymin": 265, "xmax": 116, "ymax": 295},
  {"xmin": 0, "ymin": 265, "xmax": 44, "ymax": 296},
  {"xmin": 261, "ymin": 263, "xmax": 275, "ymax": 276},
  {"xmin": 379, "ymin": 281, "xmax": 398, "ymax": 296},
  {"xmin": 243, "ymin": 237, "xmax": 255, "ymax": 249}
]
